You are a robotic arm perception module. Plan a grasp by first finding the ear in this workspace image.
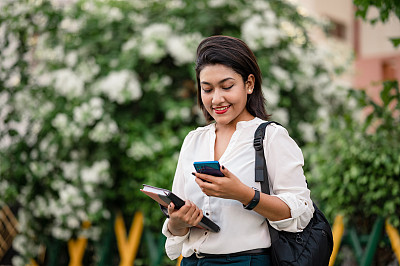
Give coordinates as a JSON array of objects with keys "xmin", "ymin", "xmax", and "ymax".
[{"xmin": 245, "ymin": 74, "xmax": 255, "ymax": 95}]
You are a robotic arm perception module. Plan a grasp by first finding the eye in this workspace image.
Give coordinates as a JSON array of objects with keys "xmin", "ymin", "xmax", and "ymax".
[
  {"xmin": 222, "ymin": 85, "xmax": 233, "ymax": 90},
  {"xmin": 202, "ymin": 87, "xmax": 212, "ymax": 93}
]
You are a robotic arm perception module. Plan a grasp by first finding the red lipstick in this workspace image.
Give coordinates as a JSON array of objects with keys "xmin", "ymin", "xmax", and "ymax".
[{"xmin": 213, "ymin": 105, "xmax": 230, "ymax": 114}]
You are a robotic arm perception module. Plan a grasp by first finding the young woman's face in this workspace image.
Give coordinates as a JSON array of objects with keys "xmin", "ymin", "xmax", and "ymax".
[{"xmin": 199, "ymin": 64, "xmax": 254, "ymax": 127}]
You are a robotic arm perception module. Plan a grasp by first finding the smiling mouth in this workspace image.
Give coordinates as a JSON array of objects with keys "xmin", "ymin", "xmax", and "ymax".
[{"xmin": 213, "ymin": 105, "xmax": 231, "ymax": 114}]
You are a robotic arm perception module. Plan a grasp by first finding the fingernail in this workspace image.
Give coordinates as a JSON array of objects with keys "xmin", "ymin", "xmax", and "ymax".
[
  {"xmin": 222, "ymin": 165, "xmax": 225, "ymax": 170},
  {"xmin": 192, "ymin": 172, "xmax": 196, "ymax": 176}
]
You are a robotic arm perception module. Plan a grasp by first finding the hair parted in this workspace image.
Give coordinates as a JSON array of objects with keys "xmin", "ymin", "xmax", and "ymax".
[{"xmin": 195, "ymin": 35, "xmax": 270, "ymax": 122}]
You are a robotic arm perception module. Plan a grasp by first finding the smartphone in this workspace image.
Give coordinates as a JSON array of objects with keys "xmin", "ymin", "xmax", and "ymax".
[{"xmin": 193, "ymin": 161, "xmax": 224, "ymax": 177}]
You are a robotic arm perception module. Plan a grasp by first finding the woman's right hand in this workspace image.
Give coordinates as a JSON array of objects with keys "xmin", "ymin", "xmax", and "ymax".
[{"xmin": 167, "ymin": 200, "xmax": 204, "ymax": 236}]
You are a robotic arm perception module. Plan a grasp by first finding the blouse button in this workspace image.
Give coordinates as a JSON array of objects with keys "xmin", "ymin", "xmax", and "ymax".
[
  {"xmin": 206, "ymin": 212, "xmax": 209, "ymax": 216},
  {"xmin": 204, "ymin": 232, "xmax": 207, "ymax": 235},
  {"xmin": 194, "ymin": 249, "xmax": 197, "ymax": 252}
]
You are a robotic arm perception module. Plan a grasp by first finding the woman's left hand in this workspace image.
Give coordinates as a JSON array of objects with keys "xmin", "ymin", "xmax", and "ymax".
[{"xmin": 193, "ymin": 166, "xmax": 254, "ymax": 203}]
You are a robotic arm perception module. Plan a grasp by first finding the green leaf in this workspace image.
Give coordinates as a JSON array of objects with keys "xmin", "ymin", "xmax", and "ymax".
[{"xmin": 390, "ymin": 38, "xmax": 400, "ymax": 47}]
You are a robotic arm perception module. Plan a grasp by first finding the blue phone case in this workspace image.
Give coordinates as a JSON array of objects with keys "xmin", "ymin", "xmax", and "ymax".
[{"xmin": 193, "ymin": 161, "xmax": 224, "ymax": 177}]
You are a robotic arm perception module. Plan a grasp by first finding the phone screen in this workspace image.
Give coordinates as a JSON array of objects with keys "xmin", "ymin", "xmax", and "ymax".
[{"xmin": 193, "ymin": 161, "xmax": 224, "ymax": 177}]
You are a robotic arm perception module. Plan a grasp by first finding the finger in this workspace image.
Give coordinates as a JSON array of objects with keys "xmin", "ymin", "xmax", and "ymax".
[
  {"xmin": 220, "ymin": 165, "xmax": 230, "ymax": 177},
  {"xmin": 188, "ymin": 206, "xmax": 203, "ymax": 226},
  {"xmin": 167, "ymin": 202, "xmax": 176, "ymax": 217},
  {"xmin": 193, "ymin": 209, "xmax": 204, "ymax": 225},
  {"xmin": 195, "ymin": 179, "xmax": 211, "ymax": 195},
  {"xmin": 194, "ymin": 176, "xmax": 203, "ymax": 186},
  {"xmin": 183, "ymin": 201, "xmax": 199, "ymax": 223},
  {"xmin": 193, "ymin": 172, "xmax": 211, "ymax": 183}
]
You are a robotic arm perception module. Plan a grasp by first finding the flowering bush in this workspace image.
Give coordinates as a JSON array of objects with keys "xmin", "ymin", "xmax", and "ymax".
[
  {"xmin": 304, "ymin": 81, "xmax": 400, "ymax": 265},
  {"xmin": 0, "ymin": 0, "xmax": 352, "ymax": 264}
]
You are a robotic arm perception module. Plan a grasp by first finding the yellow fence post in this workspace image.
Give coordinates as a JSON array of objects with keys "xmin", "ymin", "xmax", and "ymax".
[
  {"xmin": 176, "ymin": 255, "xmax": 183, "ymax": 266},
  {"xmin": 68, "ymin": 238, "xmax": 88, "ymax": 266},
  {"xmin": 115, "ymin": 211, "xmax": 144, "ymax": 266},
  {"xmin": 385, "ymin": 219, "xmax": 400, "ymax": 262},
  {"xmin": 28, "ymin": 259, "xmax": 39, "ymax": 266},
  {"xmin": 329, "ymin": 214, "xmax": 344, "ymax": 266},
  {"xmin": 67, "ymin": 221, "xmax": 90, "ymax": 266}
]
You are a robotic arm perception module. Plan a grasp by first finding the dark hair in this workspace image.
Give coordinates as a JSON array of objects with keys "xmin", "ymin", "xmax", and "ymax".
[{"xmin": 195, "ymin": 35, "xmax": 270, "ymax": 122}]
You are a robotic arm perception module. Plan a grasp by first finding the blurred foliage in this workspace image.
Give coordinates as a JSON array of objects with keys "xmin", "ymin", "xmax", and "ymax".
[
  {"xmin": 0, "ymin": 0, "xmax": 353, "ymax": 264},
  {"xmin": 305, "ymin": 81, "xmax": 400, "ymax": 231},
  {"xmin": 353, "ymin": 0, "xmax": 400, "ymax": 47}
]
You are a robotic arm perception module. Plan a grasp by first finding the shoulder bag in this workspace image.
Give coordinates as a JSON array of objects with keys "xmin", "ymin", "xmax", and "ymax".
[{"xmin": 254, "ymin": 121, "xmax": 333, "ymax": 266}]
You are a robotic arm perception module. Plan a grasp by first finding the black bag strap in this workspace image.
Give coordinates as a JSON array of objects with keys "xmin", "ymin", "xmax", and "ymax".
[{"xmin": 253, "ymin": 121, "xmax": 282, "ymax": 242}]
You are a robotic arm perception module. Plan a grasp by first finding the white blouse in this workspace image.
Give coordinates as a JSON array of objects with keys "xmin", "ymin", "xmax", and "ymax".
[{"xmin": 162, "ymin": 117, "xmax": 314, "ymax": 260}]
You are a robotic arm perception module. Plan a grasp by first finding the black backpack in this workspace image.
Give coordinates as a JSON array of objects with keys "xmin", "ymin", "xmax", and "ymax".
[{"xmin": 254, "ymin": 122, "xmax": 333, "ymax": 266}]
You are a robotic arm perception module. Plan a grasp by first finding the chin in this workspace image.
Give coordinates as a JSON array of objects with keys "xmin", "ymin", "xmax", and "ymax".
[{"xmin": 214, "ymin": 117, "xmax": 234, "ymax": 125}]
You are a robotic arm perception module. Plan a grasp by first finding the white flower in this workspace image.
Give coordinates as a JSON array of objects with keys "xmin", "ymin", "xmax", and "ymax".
[
  {"xmin": 88, "ymin": 200, "xmax": 102, "ymax": 214},
  {"xmin": 270, "ymin": 66, "xmax": 293, "ymax": 89},
  {"xmin": 122, "ymin": 37, "xmax": 138, "ymax": 51},
  {"xmin": 29, "ymin": 162, "xmax": 52, "ymax": 177},
  {"xmin": 167, "ymin": 33, "xmax": 202, "ymax": 66},
  {"xmin": 52, "ymin": 113, "xmax": 69, "ymax": 129},
  {"xmin": 102, "ymin": 210, "xmax": 111, "ymax": 219},
  {"xmin": 94, "ymin": 70, "xmax": 142, "ymax": 103},
  {"xmin": 1, "ymin": 32, "xmax": 19, "ymax": 70},
  {"xmin": 66, "ymin": 216, "xmax": 80, "ymax": 229},
  {"xmin": 127, "ymin": 141, "xmax": 153, "ymax": 160},
  {"xmin": 139, "ymin": 23, "xmax": 172, "ymax": 62},
  {"xmin": 77, "ymin": 210, "xmax": 88, "ymax": 221},
  {"xmin": 142, "ymin": 23, "xmax": 172, "ymax": 43},
  {"xmin": 316, "ymin": 107, "xmax": 330, "ymax": 133},
  {"xmin": 8, "ymin": 117, "xmax": 29, "ymax": 137},
  {"xmin": 59, "ymin": 184, "xmax": 84, "ymax": 207},
  {"xmin": 31, "ymin": 12, "xmax": 48, "ymax": 30},
  {"xmin": 36, "ymin": 72, "xmax": 53, "ymax": 86},
  {"xmin": 140, "ymin": 42, "xmax": 165, "ymax": 63},
  {"xmin": 60, "ymin": 17, "xmax": 82, "ymax": 33},
  {"xmin": 0, "ymin": 91, "xmax": 10, "ymax": 118},
  {"xmin": 11, "ymin": 255, "xmax": 26, "ymax": 266},
  {"xmin": 53, "ymin": 68, "xmax": 85, "ymax": 99},
  {"xmin": 89, "ymin": 119, "xmax": 118, "ymax": 143},
  {"xmin": 180, "ymin": 107, "xmax": 191, "ymax": 121},
  {"xmin": 0, "ymin": 180, "xmax": 9, "ymax": 202},
  {"xmin": 241, "ymin": 15, "xmax": 282, "ymax": 50},
  {"xmin": 166, "ymin": 0, "xmax": 185, "ymax": 9},
  {"xmin": 80, "ymin": 160, "xmax": 110, "ymax": 185},
  {"xmin": 108, "ymin": 7, "xmax": 123, "ymax": 21},
  {"xmin": 73, "ymin": 98, "xmax": 103, "ymax": 126},
  {"xmin": 65, "ymin": 51, "xmax": 78, "ymax": 67},
  {"xmin": 272, "ymin": 108, "xmax": 289, "ymax": 125},
  {"xmin": 263, "ymin": 85, "xmax": 280, "ymax": 107},
  {"xmin": 61, "ymin": 161, "xmax": 79, "ymax": 181},
  {"xmin": 4, "ymin": 70, "xmax": 21, "ymax": 88},
  {"xmin": 12, "ymin": 235, "xmax": 28, "ymax": 256},
  {"xmin": 298, "ymin": 122, "xmax": 316, "ymax": 142},
  {"xmin": 0, "ymin": 24, "xmax": 6, "ymax": 47},
  {"xmin": 51, "ymin": 226, "xmax": 72, "ymax": 241},
  {"xmin": 50, "ymin": 0, "xmax": 78, "ymax": 9},
  {"xmin": 76, "ymin": 58, "xmax": 100, "ymax": 82},
  {"xmin": 208, "ymin": 0, "xmax": 227, "ymax": 7}
]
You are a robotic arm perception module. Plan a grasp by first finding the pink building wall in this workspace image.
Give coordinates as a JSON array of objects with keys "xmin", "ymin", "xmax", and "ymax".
[{"xmin": 354, "ymin": 55, "xmax": 400, "ymax": 103}]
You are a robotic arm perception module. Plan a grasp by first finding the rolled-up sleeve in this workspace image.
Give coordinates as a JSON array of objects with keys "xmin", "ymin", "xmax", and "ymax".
[
  {"xmin": 161, "ymin": 134, "xmax": 191, "ymax": 260},
  {"xmin": 264, "ymin": 125, "xmax": 314, "ymax": 232},
  {"xmin": 162, "ymin": 219, "xmax": 189, "ymax": 259}
]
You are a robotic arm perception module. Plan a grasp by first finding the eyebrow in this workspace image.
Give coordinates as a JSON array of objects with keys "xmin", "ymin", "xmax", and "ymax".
[{"xmin": 200, "ymin": 77, "xmax": 235, "ymax": 86}]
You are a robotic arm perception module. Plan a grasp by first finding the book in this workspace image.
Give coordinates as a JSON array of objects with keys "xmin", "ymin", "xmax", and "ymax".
[{"xmin": 140, "ymin": 184, "xmax": 220, "ymax": 233}]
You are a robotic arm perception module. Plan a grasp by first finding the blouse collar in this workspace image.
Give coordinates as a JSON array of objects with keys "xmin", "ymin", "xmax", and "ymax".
[{"xmin": 207, "ymin": 117, "xmax": 262, "ymax": 131}]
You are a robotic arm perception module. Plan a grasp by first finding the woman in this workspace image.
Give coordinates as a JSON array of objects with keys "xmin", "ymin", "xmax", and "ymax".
[{"xmin": 162, "ymin": 35, "xmax": 314, "ymax": 265}]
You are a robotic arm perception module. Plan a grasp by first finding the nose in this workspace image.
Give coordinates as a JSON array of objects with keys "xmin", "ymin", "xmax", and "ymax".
[{"xmin": 211, "ymin": 89, "xmax": 224, "ymax": 105}]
